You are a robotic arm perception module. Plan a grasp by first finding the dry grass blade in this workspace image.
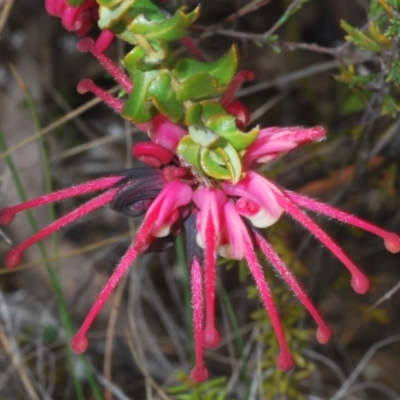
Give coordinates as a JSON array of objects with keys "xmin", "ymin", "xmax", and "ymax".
[
  {"xmin": 123, "ymin": 324, "xmax": 171, "ymax": 400},
  {"xmin": 0, "ymin": 85, "xmax": 119, "ymax": 162},
  {"xmin": 0, "ymin": 232, "xmax": 131, "ymax": 275},
  {"xmin": 0, "ymin": 290, "xmax": 40, "ymax": 400},
  {"xmin": 0, "ymin": 0, "xmax": 14, "ymax": 36}
]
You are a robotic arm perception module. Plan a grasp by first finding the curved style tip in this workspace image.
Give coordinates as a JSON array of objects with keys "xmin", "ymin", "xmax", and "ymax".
[
  {"xmin": 190, "ymin": 366, "xmax": 209, "ymax": 383},
  {"xmin": 77, "ymin": 36, "xmax": 95, "ymax": 53},
  {"xmin": 71, "ymin": 334, "xmax": 88, "ymax": 354},
  {"xmin": 316, "ymin": 326, "xmax": 332, "ymax": 344},
  {"xmin": 202, "ymin": 326, "xmax": 221, "ymax": 349},
  {"xmin": 5, "ymin": 249, "xmax": 22, "ymax": 269},
  {"xmin": 276, "ymin": 351, "xmax": 295, "ymax": 371},
  {"xmin": 77, "ymin": 78, "xmax": 92, "ymax": 94},
  {"xmin": 0, "ymin": 208, "xmax": 15, "ymax": 225},
  {"xmin": 351, "ymin": 273, "xmax": 370, "ymax": 294},
  {"xmin": 384, "ymin": 233, "xmax": 400, "ymax": 254}
]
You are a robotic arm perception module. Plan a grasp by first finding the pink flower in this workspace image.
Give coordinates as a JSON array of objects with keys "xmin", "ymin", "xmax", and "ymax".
[
  {"xmin": 3, "ymin": 121, "xmax": 400, "ymax": 383},
  {"xmin": 45, "ymin": 0, "xmax": 114, "ymax": 51},
  {"xmin": 2, "ymin": 32, "xmax": 400, "ymax": 383}
]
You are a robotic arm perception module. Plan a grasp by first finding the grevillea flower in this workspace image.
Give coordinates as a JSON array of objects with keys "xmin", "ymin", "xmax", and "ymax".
[{"xmin": 2, "ymin": 32, "xmax": 400, "ymax": 384}]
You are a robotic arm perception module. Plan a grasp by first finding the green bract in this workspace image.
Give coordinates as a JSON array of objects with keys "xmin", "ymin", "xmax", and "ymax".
[{"xmin": 97, "ymin": 0, "xmax": 260, "ymax": 183}]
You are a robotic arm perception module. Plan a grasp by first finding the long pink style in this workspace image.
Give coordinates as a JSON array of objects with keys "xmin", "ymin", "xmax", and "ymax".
[
  {"xmin": 273, "ymin": 189, "xmax": 370, "ymax": 294},
  {"xmin": 190, "ymin": 257, "xmax": 209, "ymax": 383}
]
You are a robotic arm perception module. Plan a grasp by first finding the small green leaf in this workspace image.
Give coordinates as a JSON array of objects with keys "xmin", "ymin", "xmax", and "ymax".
[
  {"xmin": 200, "ymin": 140, "xmax": 242, "ymax": 182},
  {"xmin": 340, "ymin": 20, "xmax": 382, "ymax": 53},
  {"xmin": 200, "ymin": 101, "xmax": 225, "ymax": 121},
  {"xmin": 99, "ymin": 0, "xmax": 163, "ymax": 30},
  {"xmin": 340, "ymin": 93, "xmax": 366, "ymax": 116},
  {"xmin": 200, "ymin": 147, "xmax": 232, "ymax": 180},
  {"xmin": 381, "ymin": 94, "xmax": 400, "ymax": 117},
  {"xmin": 217, "ymin": 139, "xmax": 243, "ymax": 183},
  {"xmin": 176, "ymin": 136, "xmax": 202, "ymax": 173},
  {"xmin": 129, "ymin": 6, "xmax": 200, "ymax": 41},
  {"xmin": 98, "ymin": 0, "xmax": 136, "ymax": 29},
  {"xmin": 206, "ymin": 114, "xmax": 259, "ymax": 150},
  {"xmin": 122, "ymin": 68, "xmax": 157, "ymax": 123},
  {"xmin": 387, "ymin": 60, "xmax": 400, "ymax": 86},
  {"xmin": 185, "ymin": 103, "xmax": 203, "ymax": 126},
  {"xmin": 189, "ymin": 126, "xmax": 219, "ymax": 147},
  {"xmin": 148, "ymin": 73, "xmax": 184, "ymax": 121},
  {"xmin": 173, "ymin": 45, "xmax": 238, "ymax": 87},
  {"xmin": 386, "ymin": 18, "xmax": 400, "ymax": 38},
  {"xmin": 176, "ymin": 72, "xmax": 226, "ymax": 101}
]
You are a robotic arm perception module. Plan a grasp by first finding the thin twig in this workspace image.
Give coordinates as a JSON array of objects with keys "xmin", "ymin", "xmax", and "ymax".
[
  {"xmin": 123, "ymin": 324, "xmax": 171, "ymax": 400},
  {"xmin": 263, "ymin": 0, "xmax": 305, "ymax": 41},
  {"xmin": 368, "ymin": 280, "xmax": 400, "ymax": 311},
  {"xmin": 238, "ymin": 60, "xmax": 340, "ymax": 98}
]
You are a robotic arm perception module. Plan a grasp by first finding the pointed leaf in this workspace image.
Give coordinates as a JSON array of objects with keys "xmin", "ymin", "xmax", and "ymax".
[
  {"xmin": 185, "ymin": 103, "xmax": 203, "ymax": 126},
  {"xmin": 98, "ymin": 0, "xmax": 135, "ymax": 29},
  {"xmin": 176, "ymin": 136, "xmax": 202, "ymax": 173},
  {"xmin": 201, "ymin": 148, "xmax": 232, "ymax": 180},
  {"xmin": 200, "ymin": 101, "xmax": 225, "ymax": 120},
  {"xmin": 173, "ymin": 45, "xmax": 238, "ymax": 87},
  {"xmin": 200, "ymin": 141, "xmax": 242, "ymax": 182},
  {"xmin": 129, "ymin": 6, "xmax": 200, "ymax": 41},
  {"xmin": 206, "ymin": 114, "xmax": 259, "ymax": 150},
  {"xmin": 148, "ymin": 73, "xmax": 184, "ymax": 121},
  {"xmin": 189, "ymin": 126, "xmax": 219, "ymax": 147},
  {"xmin": 176, "ymin": 72, "xmax": 226, "ymax": 101},
  {"xmin": 122, "ymin": 68, "xmax": 157, "ymax": 123},
  {"xmin": 99, "ymin": 0, "xmax": 163, "ymax": 29}
]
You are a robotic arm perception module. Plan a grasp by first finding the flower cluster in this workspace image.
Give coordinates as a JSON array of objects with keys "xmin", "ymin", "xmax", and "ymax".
[{"xmin": 2, "ymin": 0, "xmax": 399, "ymax": 382}]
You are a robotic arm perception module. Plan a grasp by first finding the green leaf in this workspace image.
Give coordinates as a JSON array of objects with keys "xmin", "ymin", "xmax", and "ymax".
[
  {"xmin": 340, "ymin": 93, "xmax": 366, "ymax": 116},
  {"xmin": 173, "ymin": 45, "xmax": 238, "ymax": 88},
  {"xmin": 123, "ymin": 41, "xmax": 167, "ymax": 71},
  {"xmin": 387, "ymin": 60, "xmax": 400, "ymax": 85},
  {"xmin": 176, "ymin": 136, "xmax": 202, "ymax": 173},
  {"xmin": 98, "ymin": 0, "xmax": 163, "ymax": 29},
  {"xmin": 340, "ymin": 20, "xmax": 382, "ymax": 53},
  {"xmin": 206, "ymin": 114, "xmax": 259, "ymax": 150},
  {"xmin": 148, "ymin": 73, "xmax": 184, "ymax": 121},
  {"xmin": 129, "ymin": 6, "xmax": 200, "ymax": 41},
  {"xmin": 200, "ymin": 140, "xmax": 242, "ymax": 182},
  {"xmin": 176, "ymin": 72, "xmax": 227, "ymax": 101},
  {"xmin": 98, "ymin": 0, "xmax": 136, "ymax": 29},
  {"xmin": 122, "ymin": 68, "xmax": 157, "ymax": 123},
  {"xmin": 185, "ymin": 103, "xmax": 203, "ymax": 126},
  {"xmin": 200, "ymin": 101, "xmax": 225, "ymax": 120},
  {"xmin": 189, "ymin": 126, "xmax": 219, "ymax": 147},
  {"xmin": 381, "ymin": 94, "xmax": 400, "ymax": 117},
  {"xmin": 200, "ymin": 147, "xmax": 232, "ymax": 180},
  {"xmin": 386, "ymin": 18, "xmax": 400, "ymax": 38}
]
